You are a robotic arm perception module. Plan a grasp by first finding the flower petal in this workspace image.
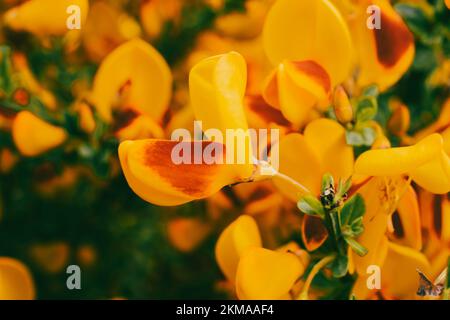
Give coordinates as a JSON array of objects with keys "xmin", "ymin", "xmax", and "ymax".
[
  {"xmin": 119, "ymin": 139, "xmax": 248, "ymax": 206},
  {"xmin": 0, "ymin": 257, "xmax": 35, "ymax": 300},
  {"xmin": 351, "ymin": 0, "xmax": 414, "ymax": 91},
  {"xmin": 4, "ymin": 0, "xmax": 89, "ymax": 36},
  {"xmin": 301, "ymin": 215, "xmax": 329, "ymax": 252},
  {"xmin": 236, "ymin": 247, "xmax": 304, "ymax": 300},
  {"xmin": 91, "ymin": 39, "xmax": 172, "ymax": 122},
  {"xmin": 189, "ymin": 51, "xmax": 249, "ymax": 133},
  {"xmin": 381, "ymin": 242, "xmax": 431, "ymax": 299},
  {"xmin": 215, "ymin": 215, "xmax": 262, "ymax": 282},
  {"xmin": 354, "ymin": 134, "xmax": 444, "ymax": 177},
  {"xmin": 263, "ymin": 0, "xmax": 353, "ymax": 85},
  {"xmin": 409, "ymin": 150, "xmax": 450, "ymax": 194},
  {"xmin": 12, "ymin": 111, "xmax": 67, "ymax": 157},
  {"xmin": 304, "ymin": 118, "xmax": 354, "ymax": 181},
  {"xmin": 389, "ymin": 185, "xmax": 422, "ymax": 251},
  {"xmin": 273, "ymin": 133, "xmax": 322, "ymax": 200}
]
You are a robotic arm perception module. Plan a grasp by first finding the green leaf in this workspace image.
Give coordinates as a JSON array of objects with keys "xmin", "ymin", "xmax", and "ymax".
[
  {"xmin": 356, "ymin": 97, "xmax": 378, "ymax": 123},
  {"xmin": 344, "ymin": 237, "xmax": 368, "ymax": 257},
  {"xmin": 330, "ymin": 254, "xmax": 348, "ymax": 278},
  {"xmin": 298, "ymin": 195, "xmax": 325, "ymax": 218},
  {"xmin": 361, "ymin": 85, "xmax": 379, "ymax": 98},
  {"xmin": 340, "ymin": 194, "xmax": 365, "ymax": 227}
]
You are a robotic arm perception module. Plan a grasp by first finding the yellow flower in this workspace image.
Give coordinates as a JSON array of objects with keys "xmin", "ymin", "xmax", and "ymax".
[
  {"xmin": 119, "ymin": 52, "xmax": 255, "ymax": 206},
  {"xmin": 0, "ymin": 257, "xmax": 35, "ymax": 300},
  {"xmin": 354, "ymin": 133, "xmax": 450, "ymax": 194},
  {"xmin": 339, "ymin": 0, "xmax": 415, "ymax": 91},
  {"xmin": 12, "ymin": 111, "xmax": 67, "ymax": 157},
  {"xmin": 91, "ymin": 39, "xmax": 172, "ymax": 124},
  {"xmin": 215, "ymin": 215, "xmax": 308, "ymax": 299},
  {"xmin": 4, "ymin": 0, "xmax": 89, "ymax": 36},
  {"xmin": 263, "ymin": 0, "xmax": 353, "ymax": 86},
  {"xmin": 273, "ymin": 118, "xmax": 354, "ymax": 200},
  {"xmin": 263, "ymin": 60, "xmax": 332, "ymax": 128}
]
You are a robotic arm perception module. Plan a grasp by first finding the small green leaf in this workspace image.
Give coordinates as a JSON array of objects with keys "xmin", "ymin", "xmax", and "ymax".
[
  {"xmin": 298, "ymin": 195, "xmax": 325, "ymax": 218},
  {"xmin": 345, "ymin": 237, "xmax": 368, "ymax": 257},
  {"xmin": 356, "ymin": 97, "xmax": 378, "ymax": 123},
  {"xmin": 340, "ymin": 194, "xmax": 365, "ymax": 227},
  {"xmin": 330, "ymin": 254, "xmax": 348, "ymax": 278},
  {"xmin": 361, "ymin": 85, "xmax": 379, "ymax": 98}
]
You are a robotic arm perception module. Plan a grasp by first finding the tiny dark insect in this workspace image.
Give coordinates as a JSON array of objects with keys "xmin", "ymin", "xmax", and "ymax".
[{"xmin": 416, "ymin": 269, "xmax": 444, "ymax": 297}]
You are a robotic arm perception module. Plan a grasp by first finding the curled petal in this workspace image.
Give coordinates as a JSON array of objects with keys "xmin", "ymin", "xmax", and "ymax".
[
  {"xmin": 236, "ymin": 247, "xmax": 304, "ymax": 300},
  {"xmin": 215, "ymin": 215, "xmax": 262, "ymax": 282},
  {"xmin": 189, "ymin": 51, "xmax": 249, "ymax": 133},
  {"xmin": 12, "ymin": 111, "xmax": 67, "ymax": 157},
  {"xmin": 263, "ymin": 0, "xmax": 353, "ymax": 85},
  {"xmin": 4, "ymin": 0, "xmax": 89, "ymax": 36},
  {"xmin": 119, "ymin": 139, "xmax": 251, "ymax": 206},
  {"xmin": 91, "ymin": 39, "xmax": 172, "ymax": 122},
  {"xmin": 352, "ymin": 0, "xmax": 415, "ymax": 91},
  {"xmin": 409, "ymin": 150, "xmax": 450, "ymax": 194},
  {"xmin": 263, "ymin": 61, "xmax": 331, "ymax": 127},
  {"xmin": 354, "ymin": 134, "xmax": 444, "ymax": 177},
  {"xmin": 0, "ymin": 257, "xmax": 35, "ymax": 300}
]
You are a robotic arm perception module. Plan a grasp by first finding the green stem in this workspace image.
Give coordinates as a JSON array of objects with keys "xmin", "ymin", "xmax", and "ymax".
[{"xmin": 298, "ymin": 254, "xmax": 336, "ymax": 300}]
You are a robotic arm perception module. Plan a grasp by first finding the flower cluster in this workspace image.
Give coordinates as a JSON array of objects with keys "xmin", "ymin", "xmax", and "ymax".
[{"xmin": 0, "ymin": 0, "xmax": 449, "ymax": 300}]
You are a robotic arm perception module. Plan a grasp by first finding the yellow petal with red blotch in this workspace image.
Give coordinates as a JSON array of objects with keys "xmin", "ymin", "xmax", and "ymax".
[
  {"xmin": 352, "ymin": 177, "xmax": 406, "ymax": 274},
  {"xmin": 263, "ymin": 0, "xmax": 352, "ymax": 85},
  {"xmin": 215, "ymin": 215, "xmax": 262, "ymax": 282},
  {"xmin": 189, "ymin": 51, "xmax": 248, "ymax": 133},
  {"xmin": 381, "ymin": 242, "xmax": 431, "ymax": 300},
  {"xmin": 302, "ymin": 215, "xmax": 329, "ymax": 252},
  {"xmin": 389, "ymin": 185, "xmax": 422, "ymax": 251},
  {"xmin": 272, "ymin": 133, "xmax": 322, "ymax": 200},
  {"xmin": 119, "ymin": 140, "xmax": 249, "ymax": 206},
  {"xmin": 4, "ymin": 0, "xmax": 89, "ymax": 36},
  {"xmin": 304, "ymin": 119, "xmax": 354, "ymax": 181},
  {"xmin": 352, "ymin": 0, "xmax": 414, "ymax": 91},
  {"xmin": 12, "ymin": 111, "xmax": 67, "ymax": 157},
  {"xmin": 0, "ymin": 257, "xmax": 35, "ymax": 300},
  {"xmin": 236, "ymin": 247, "xmax": 304, "ymax": 300},
  {"xmin": 91, "ymin": 39, "xmax": 172, "ymax": 122},
  {"xmin": 409, "ymin": 150, "xmax": 450, "ymax": 194},
  {"xmin": 354, "ymin": 134, "xmax": 443, "ymax": 177}
]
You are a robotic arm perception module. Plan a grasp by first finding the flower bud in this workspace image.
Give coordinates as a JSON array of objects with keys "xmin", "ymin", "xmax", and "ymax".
[{"xmin": 333, "ymin": 85, "xmax": 353, "ymax": 124}]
